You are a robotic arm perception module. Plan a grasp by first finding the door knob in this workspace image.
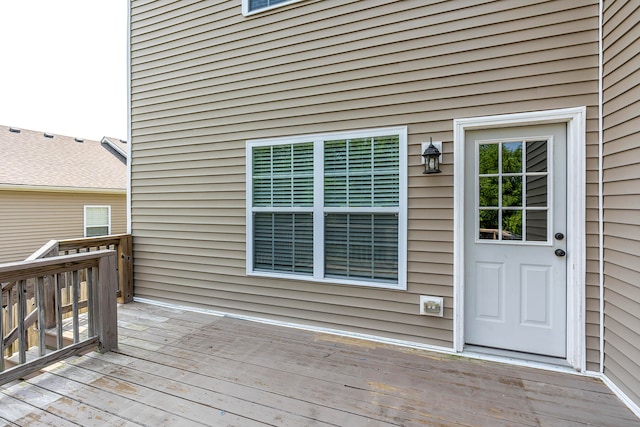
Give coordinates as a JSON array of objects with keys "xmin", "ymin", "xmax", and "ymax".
[
  {"xmin": 555, "ymin": 249, "xmax": 566, "ymax": 257},
  {"xmin": 555, "ymin": 233, "xmax": 564, "ymax": 240}
]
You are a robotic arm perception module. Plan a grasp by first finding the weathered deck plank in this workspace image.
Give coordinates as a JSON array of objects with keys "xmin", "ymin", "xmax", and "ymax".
[
  {"xmin": 1, "ymin": 302, "xmax": 639, "ymax": 426},
  {"xmin": 25, "ymin": 363, "xmax": 261, "ymax": 427},
  {"xmin": 0, "ymin": 391, "xmax": 79, "ymax": 427},
  {"xmin": 115, "ymin": 308, "xmax": 625, "ymax": 423},
  {"xmin": 1, "ymin": 378, "xmax": 140, "ymax": 427}
]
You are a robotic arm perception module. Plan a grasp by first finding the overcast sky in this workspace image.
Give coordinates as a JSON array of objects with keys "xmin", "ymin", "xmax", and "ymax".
[{"xmin": 0, "ymin": 1, "xmax": 127, "ymax": 141}]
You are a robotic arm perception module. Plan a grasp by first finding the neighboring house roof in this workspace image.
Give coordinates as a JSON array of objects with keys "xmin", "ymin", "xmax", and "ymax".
[{"xmin": 0, "ymin": 125, "xmax": 127, "ymax": 192}]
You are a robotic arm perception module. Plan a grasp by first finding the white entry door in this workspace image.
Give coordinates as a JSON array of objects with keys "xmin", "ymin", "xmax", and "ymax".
[{"xmin": 464, "ymin": 124, "xmax": 567, "ymax": 358}]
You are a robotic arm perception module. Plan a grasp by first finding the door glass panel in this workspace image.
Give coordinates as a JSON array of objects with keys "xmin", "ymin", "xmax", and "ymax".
[
  {"xmin": 526, "ymin": 141, "xmax": 547, "ymax": 172},
  {"xmin": 479, "ymin": 144, "xmax": 499, "ymax": 174},
  {"xmin": 479, "ymin": 209, "xmax": 499, "ymax": 240},
  {"xmin": 502, "ymin": 142, "xmax": 522, "ymax": 173},
  {"xmin": 477, "ymin": 137, "xmax": 550, "ymax": 243},
  {"xmin": 502, "ymin": 210, "xmax": 522, "ymax": 240},
  {"xmin": 526, "ymin": 210, "xmax": 547, "ymax": 241},
  {"xmin": 502, "ymin": 176, "xmax": 522, "ymax": 207},
  {"xmin": 526, "ymin": 175, "xmax": 547, "ymax": 207},
  {"xmin": 479, "ymin": 177, "xmax": 499, "ymax": 207}
]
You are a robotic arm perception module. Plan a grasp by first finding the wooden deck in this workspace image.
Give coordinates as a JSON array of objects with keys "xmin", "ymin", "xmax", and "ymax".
[{"xmin": 1, "ymin": 302, "xmax": 638, "ymax": 427}]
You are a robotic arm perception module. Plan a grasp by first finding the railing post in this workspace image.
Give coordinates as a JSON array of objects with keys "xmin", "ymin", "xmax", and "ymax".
[
  {"xmin": 97, "ymin": 253, "xmax": 118, "ymax": 352},
  {"xmin": 43, "ymin": 274, "xmax": 57, "ymax": 329},
  {"xmin": 117, "ymin": 235, "xmax": 133, "ymax": 304}
]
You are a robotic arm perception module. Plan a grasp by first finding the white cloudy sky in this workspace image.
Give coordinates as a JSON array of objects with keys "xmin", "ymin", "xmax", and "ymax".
[{"xmin": 0, "ymin": 1, "xmax": 127, "ymax": 141}]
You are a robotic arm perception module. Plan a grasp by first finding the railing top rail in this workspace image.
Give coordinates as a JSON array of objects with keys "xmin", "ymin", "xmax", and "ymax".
[
  {"xmin": 25, "ymin": 240, "xmax": 59, "ymax": 261},
  {"xmin": 0, "ymin": 250, "xmax": 116, "ymax": 283},
  {"xmin": 58, "ymin": 234, "xmax": 130, "ymax": 251}
]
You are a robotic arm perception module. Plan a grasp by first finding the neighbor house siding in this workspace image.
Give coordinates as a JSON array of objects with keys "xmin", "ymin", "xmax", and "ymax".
[
  {"xmin": 602, "ymin": 0, "xmax": 640, "ymax": 406},
  {"xmin": 130, "ymin": 0, "xmax": 600, "ymax": 352},
  {"xmin": 0, "ymin": 190, "xmax": 127, "ymax": 263}
]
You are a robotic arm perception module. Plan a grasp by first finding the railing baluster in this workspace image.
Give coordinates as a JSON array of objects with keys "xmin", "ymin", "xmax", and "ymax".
[
  {"xmin": 64, "ymin": 271, "xmax": 71, "ymax": 307},
  {"xmin": 55, "ymin": 273, "xmax": 63, "ymax": 350},
  {"xmin": 7, "ymin": 287, "xmax": 13, "ymax": 357},
  {"xmin": 72, "ymin": 270, "xmax": 79, "ymax": 343},
  {"xmin": 87, "ymin": 267, "xmax": 95, "ymax": 337},
  {"xmin": 36, "ymin": 276, "xmax": 46, "ymax": 357},
  {"xmin": 17, "ymin": 280, "xmax": 26, "ymax": 365}
]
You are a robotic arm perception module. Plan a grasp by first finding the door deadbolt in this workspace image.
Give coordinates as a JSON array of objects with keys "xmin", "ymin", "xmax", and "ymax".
[
  {"xmin": 555, "ymin": 249, "xmax": 566, "ymax": 257},
  {"xmin": 555, "ymin": 233, "xmax": 564, "ymax": 240}
]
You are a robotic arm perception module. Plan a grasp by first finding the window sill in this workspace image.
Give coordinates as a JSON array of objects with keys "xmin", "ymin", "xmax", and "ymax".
[
  {"xmin": 247, "ymin": 270, "xmax": 407, "ymax": 291},
  {"xmin": 242, "ymin": 0, "xmax": 305, "ymax": 16}
]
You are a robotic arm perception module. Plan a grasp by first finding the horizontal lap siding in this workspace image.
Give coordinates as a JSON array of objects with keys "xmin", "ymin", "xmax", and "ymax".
[
  {"xmin": 0, "ymin": 191, "xmax": 127, "ymax": 263},
  {"xmin": 602, "ymin": 0, "xmax": 640, "ymax": 406},
  {"xmin": 130, "ymin": 0, "xmax": 599, "ymax": 350}
]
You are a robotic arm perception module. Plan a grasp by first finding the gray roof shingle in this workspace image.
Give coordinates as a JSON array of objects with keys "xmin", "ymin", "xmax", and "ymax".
[{"xmin": 1, "ymin": 125, "xmax": 126, "ymax": 191}]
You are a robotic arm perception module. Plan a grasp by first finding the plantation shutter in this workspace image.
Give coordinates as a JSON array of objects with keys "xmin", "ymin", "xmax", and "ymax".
[
  {"xmin": 252, "ymin": 143, "xmax": 314, "ymax": 274},
  {"xmin": 254, "ymin": 213, "xmax": 313, "ymax": 273},
  {"xmin": 324, "ymin": 136, "xmax": 399, "ymax": 207},
  {"xmin": 253, "ymin": 143, "xmax": 313, "ymax": 207},
  {"xmin": 323, "ymin": 136, "xmax": 399, "ymax": 281}
]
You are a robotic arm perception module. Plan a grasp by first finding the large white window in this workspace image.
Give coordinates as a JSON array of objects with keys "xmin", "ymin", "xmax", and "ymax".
[
  {"xmin": 246, "ymin": 127, "xmax": 407, "ymax": 289},
  {"xmin": 84, "ymin": 205, "xmax": 111, "ymax": 237},
  {"xmin": 242, "ymin": 0, "xmax": 303, "ymax": 15}
]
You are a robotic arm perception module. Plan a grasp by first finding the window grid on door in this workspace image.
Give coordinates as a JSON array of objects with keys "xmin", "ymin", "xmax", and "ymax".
[{"xmin": 476, "ymin": 138, "xmax": 550, "ymax": 243}]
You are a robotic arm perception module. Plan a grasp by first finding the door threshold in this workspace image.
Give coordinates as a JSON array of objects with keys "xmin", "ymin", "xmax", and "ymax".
[{"xmin": 463, "ymin": 345, "xmax": 576, "ymax": 373}]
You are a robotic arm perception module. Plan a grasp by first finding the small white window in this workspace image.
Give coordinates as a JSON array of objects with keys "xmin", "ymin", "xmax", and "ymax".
[
  {"xmin": 246, "ymin": 127, "xmax": 407, "ymax": 290},
  {"xmin": 242, "ymin": 0, "xmax": 303, "ymax": 16},
  {"xmin": 84, "ymin": 206, "xmax": 111, "ymax": 237}
]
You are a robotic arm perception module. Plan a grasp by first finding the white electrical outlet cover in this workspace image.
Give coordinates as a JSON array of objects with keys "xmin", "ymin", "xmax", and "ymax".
[{"xmin": 419, "ymin": 295, "xmax": 443, "ymax": 317}]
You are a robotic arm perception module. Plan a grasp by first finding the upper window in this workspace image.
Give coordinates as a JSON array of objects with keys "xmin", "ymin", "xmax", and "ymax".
[
  {"xmin": 242, "ymin": 0, "xmax": 303, "ymax": 15},
  {"xmin": 84, "ymin": 205, "xmax": 111, "ymax": 237},
  {"xmin": 246, "ymin": 127, "xmax": 407, "ymax": 289}
]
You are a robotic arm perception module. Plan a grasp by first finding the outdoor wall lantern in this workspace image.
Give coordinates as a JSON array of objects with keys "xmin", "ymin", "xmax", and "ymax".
[{"xmin": 421, "ymin": 138, "xmax": 442, "ymax": 174}]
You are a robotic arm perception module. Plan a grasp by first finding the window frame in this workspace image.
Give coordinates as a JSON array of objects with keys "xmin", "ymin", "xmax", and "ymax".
[
  {"xmin": 242, "ymin": 0, "xmax": 305, "ymax": 16},
  {"xmin": 246, "ymin": 126, "xmax": 407, "ymax": 290},
  {"xmin": 84, "ymin": 205, "xmax": 111, "ymax": 238},
  {"xmin": 474, "ymin": 135, "xmax": 554, "ymax": 246}
]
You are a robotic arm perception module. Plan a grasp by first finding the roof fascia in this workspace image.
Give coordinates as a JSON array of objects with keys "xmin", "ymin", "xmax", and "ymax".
[
  {"xmin": 100, "ymin": 136, "xmax": 128, "ymax": 159},
  {"xmin": 0, "ymin": 184, "xmax": 126, "ymax": 194}
]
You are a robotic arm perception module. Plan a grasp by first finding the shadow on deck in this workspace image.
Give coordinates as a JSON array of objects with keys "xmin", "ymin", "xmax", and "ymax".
[{"xmin": 1, "ymin": 302, "xmax": 639, "ymax": 426}]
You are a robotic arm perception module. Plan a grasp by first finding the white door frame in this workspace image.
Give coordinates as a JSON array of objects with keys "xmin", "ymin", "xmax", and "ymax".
[{"xmin": 453, "ymin": 107, "xmax": 587, "ymax": 371}]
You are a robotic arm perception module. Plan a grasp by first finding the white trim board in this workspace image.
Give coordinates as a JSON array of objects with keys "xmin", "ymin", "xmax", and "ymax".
[
  {"xmin": 0, "ymin": 184, "xmax": 125, "ymax": 194},
  {"xmin": 452, "ymin": 107, "xmax": 587, "ymax": 371},
  {"xmin": 126, "ymin": 2, "xmax": 132, "ymax": 235},
  {"xmin": 602, "ymin": 374, "xmax": 640, "ymax": 419}
]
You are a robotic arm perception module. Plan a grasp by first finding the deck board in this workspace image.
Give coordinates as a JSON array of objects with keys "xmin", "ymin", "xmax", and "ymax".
[{"xmin": 1, "ymin": 302, "xmax": 639, "ymax": 426}]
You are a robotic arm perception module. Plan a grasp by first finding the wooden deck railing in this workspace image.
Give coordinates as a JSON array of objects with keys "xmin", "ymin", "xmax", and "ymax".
[
  {"xmin": 0, "ymin": 250, "xmax": 118, "ymax": 385},
  {"xmin": 26, "ymin": 234, "xmax": 133, "ymax": 305}
]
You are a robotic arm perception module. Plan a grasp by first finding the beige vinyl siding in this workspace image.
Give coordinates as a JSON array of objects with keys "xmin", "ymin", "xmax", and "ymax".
[
  {"xmin": 130, "ymin": 0, "xmax": 600, "ymax": 352},
  {"xmin": 0, "ymin": 190, "xmax": 126, "ymax": 263},
  {"xmin": 602, "ymin": 0, "xmax": 640, "ymax": 406}
]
